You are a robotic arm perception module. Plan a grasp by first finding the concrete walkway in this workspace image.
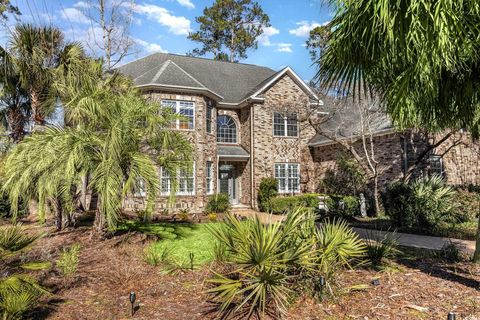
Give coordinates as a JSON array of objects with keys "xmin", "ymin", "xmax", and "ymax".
[
  {"xmin": 353, "ymin": 227, "xmax": 475, "ymax": 254},
  {"xmin": 231, "ymin": 208, "xmax": 476, "ymax": 254}
]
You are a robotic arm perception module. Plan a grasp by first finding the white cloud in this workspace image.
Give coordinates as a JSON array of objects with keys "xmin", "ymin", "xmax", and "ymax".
[
  {"xmin": 135, "ymin": 38, "xmax": 168, "ymax": 53},
  {"xmin": 289, "ymin": 20, "xmax": 329, "ymax": 37},
  {"xmin": 60, "ymin": 7, "xmax": 89, "ymax": 24},
  {"xmin": 177, "ymin": 0, "xmax": 195, "ymax": 9},
  {"xmin": 73, "ymin": 1, "xmax": 90, "ymax": 9},
  {"xmin": 276, "ymin": 43, "xmax": 293, "ymax": 53},
  {"xmin": 132, "ymin": 4, "xmax": 191, "ymax": 36},
  {"xmin": 258, "ymin": 26, "xmax": 280, "ymax": 46}
]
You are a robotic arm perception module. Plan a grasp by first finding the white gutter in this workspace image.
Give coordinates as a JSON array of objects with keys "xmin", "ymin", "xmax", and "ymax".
[
  {"xmin": 250, "ymin": 103, "xmax": 255, "ymax": 209},
  {"xmin": 308, "ymin": 128, "xmax": 396, "ymax": 147}
]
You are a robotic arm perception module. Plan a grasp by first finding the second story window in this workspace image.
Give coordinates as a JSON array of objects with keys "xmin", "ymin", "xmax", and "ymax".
[
  {"xmin": 217, "ymin": 115, "xmax": 237, "ymax": 143},
  {"xmin": 161, "ymin": 100, "xmax": 195, "ymax": 130},
  {"xmin": 273, "ymin": 112, "xmax": 298, "ymax": 137},
  {"xmin": 206, "ymin": 100, "xmax": 213, "ymax": 134}
]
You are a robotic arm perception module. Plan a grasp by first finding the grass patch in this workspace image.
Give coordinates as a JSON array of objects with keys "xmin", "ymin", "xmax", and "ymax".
[{"xmin": 119, "ymin": 221, "xmax": 218, "ymax": 266}]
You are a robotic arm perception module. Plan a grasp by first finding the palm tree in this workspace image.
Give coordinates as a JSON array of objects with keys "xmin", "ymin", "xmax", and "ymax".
[
  {"xmin": 3, "ymin": 24, "xmax": 84, "ymax": 128},
  {"xmin": 2, "ymin": 58, "xmax": 193, "ymax": 235},
  {"xmin": 316, "ymin": 0, "xmax": 480, "ymax": 261}
]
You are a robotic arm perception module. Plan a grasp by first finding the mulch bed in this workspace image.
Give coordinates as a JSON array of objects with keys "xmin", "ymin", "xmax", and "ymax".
[{"xmin": 13, "ymin": 222, "xmax": 480, "ymax": 320}]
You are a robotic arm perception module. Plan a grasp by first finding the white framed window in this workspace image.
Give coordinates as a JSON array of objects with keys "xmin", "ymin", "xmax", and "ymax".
[
  {"xmin": 273, "ymin": 112, "xmax": 298, "ymax": 137},
  {"xmin": 274, "ymin": 163, "xmax": 300, "ymax": 193},
  {"xmin": 161, "ymin": 100, "xmax": 195, "ymax": 130},
  {"xmin": 428, "ymin": 155, "xmax": 444, "ymax": 177},
  {"xmin": 160, "ymin": 163, "xmax": 195, "ymax": 196},
  {"xmin": 133, "ymin": 179, "xmax": 146, "ymax": 197},
  {"xmin": 217, "ymin": 115, "xmax": 237, "ymax": 143},
  {"xmin": 206, "ymin": 100, "xmax": 213, "ymax": 134},
  {"xmin": 206, "ymin": 161, "xmax": 213, "ymax": 194}
]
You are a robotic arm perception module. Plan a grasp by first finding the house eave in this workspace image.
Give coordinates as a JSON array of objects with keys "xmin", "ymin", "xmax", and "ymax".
[{"xmin": 136, "ymin": 84, "xmax": 224, "ymax": 101}]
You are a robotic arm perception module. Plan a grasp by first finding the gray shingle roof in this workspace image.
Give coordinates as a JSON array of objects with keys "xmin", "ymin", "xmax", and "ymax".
[
  {"xmin": 308, "ymin": 96, "xmax": 393, "ymax": 146},
  {"xmin": 217, "ymin": 145, "xmax": 250, "ymax": 157},
  {"xmin": 118, "ymin": 53, "xmax": 278, "ymax": 103}
]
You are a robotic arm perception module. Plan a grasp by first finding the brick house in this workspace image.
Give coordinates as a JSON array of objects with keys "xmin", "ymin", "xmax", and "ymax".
[{"xmin": 118, "ymin": 53, "xmax": 480, "ymax": 214}]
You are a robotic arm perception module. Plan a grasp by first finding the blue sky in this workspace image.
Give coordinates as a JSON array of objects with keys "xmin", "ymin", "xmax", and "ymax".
[{"xmin": 3, "ymin": 0, "xmax": 332, "ymax": 81}]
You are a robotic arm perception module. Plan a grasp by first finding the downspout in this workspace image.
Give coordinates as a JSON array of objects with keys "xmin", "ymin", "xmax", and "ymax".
[
  {"xmin": 403, "ymin": 133, "xmax": 408, "ymax": 176},
  {"xmin": 250, "ymin": 104, "xmax": 255, "ymax": 209}
]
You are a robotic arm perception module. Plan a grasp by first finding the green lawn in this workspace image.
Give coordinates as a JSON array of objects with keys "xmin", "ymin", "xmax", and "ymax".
[{"xmin": 118, "ymin": 220, "xmax": 219, "ymax": 266}]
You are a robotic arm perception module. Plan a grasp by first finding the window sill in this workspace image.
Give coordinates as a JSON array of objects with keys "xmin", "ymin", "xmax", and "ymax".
[{"xmin": 273, "ymin": 135, "xmax": 299, "ymax": 139}]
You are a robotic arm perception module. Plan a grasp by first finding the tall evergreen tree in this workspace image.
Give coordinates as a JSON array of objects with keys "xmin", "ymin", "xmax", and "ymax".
[{"xmin": 188, "ymin": 0, "xmax": 270, "ymax": 62}]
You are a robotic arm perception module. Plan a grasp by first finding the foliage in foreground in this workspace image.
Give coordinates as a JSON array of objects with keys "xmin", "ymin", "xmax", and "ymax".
[
  {"xmin": 0, "ymin": 225, "xmax": 48, "ymax": 320},
  {"xmin": 363, "ymin": 231, "xmax": 399, "ymax": 267},
  {"xmin": 206, "ymin": 208, "xmax": 365, "ymax": 319}
]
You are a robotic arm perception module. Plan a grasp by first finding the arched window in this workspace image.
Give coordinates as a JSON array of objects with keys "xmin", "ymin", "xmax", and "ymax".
[{"xmin": 217, "ymin": 115, "xmax": 237, "ymax": 143}]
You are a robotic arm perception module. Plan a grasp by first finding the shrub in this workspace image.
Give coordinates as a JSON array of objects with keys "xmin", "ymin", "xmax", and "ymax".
[
  {"xmin": 143, "ymin": 245, "xmax": 172, "ymax": 267},
  {"xmin": 206, "ymin": 193, "xmax": 231, "ymax": 214},
  {"xmin": 178, "ymin": 209, "xmax": 190, "ymax": 221},
  {"xmin": 206, "ymin": 209, "xmax": 365, "ymax": 318},
  {"xmin": 269, "ymin": 194, "xmax": 320, "ymax": 214},
  {"xmin": 381, "ymin": 175, "xmax": 455, "ymax": 232},
  {"xmin": 363, "ymin": 231, "xmax": 399, "ymax": 266},
  {"xmin": 0, "ymin": 225, "xmax": 48, "ymax": 319},
  {"xmin": 318, "ymin": 155, "xmax": 366, "ymax": 195},
  {"xmin": 207, "ymin": 213, "xmax": 218, "ymax": 222},
  {"xmin": 451, "ymin": 188, "xmax": 480, "ymax": 222},
  {"xmin": 325, "ymin": 195, "xmax": 360, "ymax": 218},
  {"xmin": 56, "ymin": 244, "xmax": 81, "ymax": 278},
  {"xmin": 257, "ymin": 177, "xmax": 278, "ymax": 212}
]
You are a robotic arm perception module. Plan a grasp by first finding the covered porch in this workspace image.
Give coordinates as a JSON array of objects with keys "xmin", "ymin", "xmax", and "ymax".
[{"xmin": 217, "ymin": 145, "xmax": 251, "ymax": 207}]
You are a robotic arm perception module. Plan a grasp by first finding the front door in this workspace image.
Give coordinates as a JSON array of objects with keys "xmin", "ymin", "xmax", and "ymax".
[{"xmin": 218, "ymin": 164, "xmax": 237, "ymax": 204}]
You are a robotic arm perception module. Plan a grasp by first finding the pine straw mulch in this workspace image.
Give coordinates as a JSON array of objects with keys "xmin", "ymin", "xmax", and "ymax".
[{"xmin": 12, "ymin": 222, "xmax": 480, "ymax": 320}]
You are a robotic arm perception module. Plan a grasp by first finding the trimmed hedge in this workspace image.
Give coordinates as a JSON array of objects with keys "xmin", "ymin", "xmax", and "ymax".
[
  {"xmin": 269, "ymin": 194, "xmax": 320, "ymax": 214},
  {"xmin": 206, "ymin": 193, "xmax": 231, "ymax": 213},
  {"xmin": 268, "ymin": 193, "xmax": 360, "ymax": 217}
]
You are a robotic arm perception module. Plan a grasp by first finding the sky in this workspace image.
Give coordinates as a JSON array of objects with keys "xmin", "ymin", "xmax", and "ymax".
[{"xmin": 2, "ymin": 0, "xmax": 333, "ymax": 81}]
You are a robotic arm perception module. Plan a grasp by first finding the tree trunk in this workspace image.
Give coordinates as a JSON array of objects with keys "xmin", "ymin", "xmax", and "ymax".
[
  {"xmin": 50, "ymin": 197, "xmax": 63, "ymax": 231},
  {"xmin": 372, "ymin": 174, "xmax": 381, "ymax": 216},
  {"xmin": 30, "ymin": 89, "xmax": 45, "ymax": 125},
  {"xmin": 93, "ymin": 196, "xmax": 107, "ymax": 237},
  {"xmin": 473, "ymin": 214, "xmax": 480, "ymax": 263},
  {"xmin": 7, "ymin": 107, "xmax": 25, "ymax": 142}
]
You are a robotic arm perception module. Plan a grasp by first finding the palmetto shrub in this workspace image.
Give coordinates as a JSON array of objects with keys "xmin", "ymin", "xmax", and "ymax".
[
  {"xmin": 382, "ymin": 175, "xmax": 456, "ymax": 232},
  {"xmin": 0, "ymin": 225, "xmax": 48, "ymax": 320},
  {"xmin": 206, "ymin": 208, "xmax": 365, "ymax": 319},
  {"xmin": 206, "ymin": 193, "xmax": 231, "ymax": 214},
  {"xmin": 363, "ymin": 231, "xmax": 400, "ymax": 267},
  {"xmin": 56, "ymin": 244, "xmax": 81, "ymax": 278}
]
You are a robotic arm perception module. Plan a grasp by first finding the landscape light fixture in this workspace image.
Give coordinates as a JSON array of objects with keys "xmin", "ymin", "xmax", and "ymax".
[
  {"xmin": 447, "ymin": 312, "xmax": 456, "ymax": 320},
  {"xmin": 319, "ymin": 276, "xmax": 326, "ymax": 301},
  {"xmin": 129, "ymin": 291, "xmax": 136, "ymax": 316}
]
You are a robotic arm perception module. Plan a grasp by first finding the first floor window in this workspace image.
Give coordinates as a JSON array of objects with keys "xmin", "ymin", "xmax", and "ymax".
[
  {"xmin": 274, "ymin": 163, "xmax": 300, "ymax": 193},
  {"xmin": 206, "ymin": 161, "xmax": 213, "ymax": 194},
  {"xmin": 161, "ymin": 164, "xmax": 195, "ymax": 195},
  {"xmin": 273, "ymin": 112, "xmax": 298, "ymax": 137},
  {"xmin": 161, "ymin": 100, "xmax": 195, "ymax": 130},
  {"xmin": 133, "ymin": 179, "xmax": 146, "ymax": 197},
  {"xmin": 428, "ymin": 155, "xmax": 444, "ymax": 177}
]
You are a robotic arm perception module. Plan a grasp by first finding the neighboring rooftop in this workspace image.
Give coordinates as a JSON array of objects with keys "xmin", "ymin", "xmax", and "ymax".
[
  {"xmin": 308, "ymin": 97, "xmax": 393, "ymax": 146},
  {"xmin": 117, "ymin": 53, "xmax": 278, "ymax": 104}
]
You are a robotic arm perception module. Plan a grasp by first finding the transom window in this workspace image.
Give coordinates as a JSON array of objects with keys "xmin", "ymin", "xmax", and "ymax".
[
  {"xmin": 160, "ymin": 164, "xmax": 195, "ymax": 196},
  {"xmin": 428, "ymin": 155, "xmax": 444, "ymax": 177},
  {"xmin": 274, "ymin": 163, "xmax": 300, "ymax": 193},
  {"xmin": 161, "ymin": 100, "xmax": 195, "ymax": 130},
  {"xmin": 273, "ymin": 112, "xmax": 298, "ymax": 137},
  {"xmin": 217, "ymin": 115, "xmax": 237, "ymax": 143}
]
